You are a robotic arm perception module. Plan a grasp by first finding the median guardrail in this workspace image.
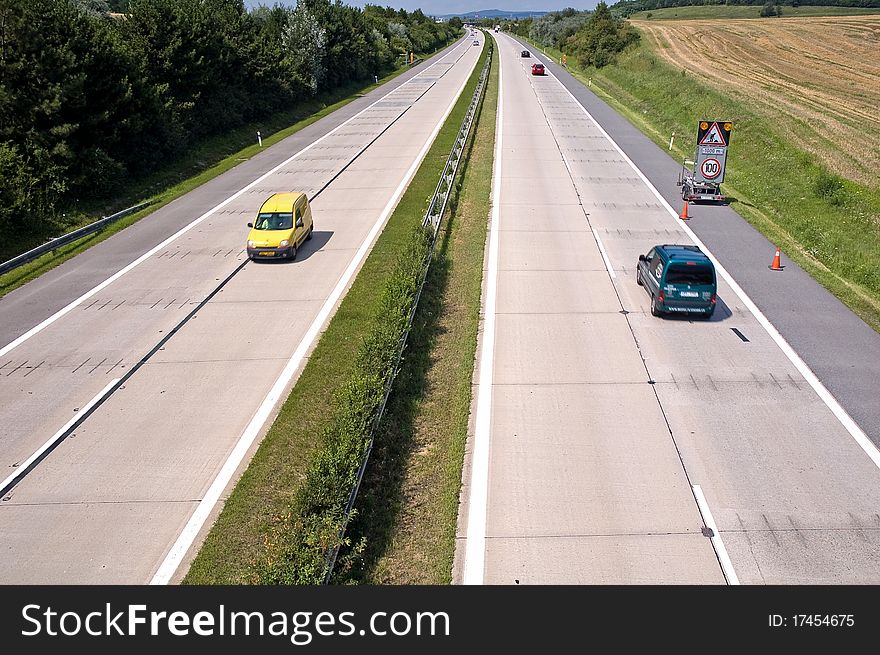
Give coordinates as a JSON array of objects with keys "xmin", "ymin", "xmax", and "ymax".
[
  {"xmin": 0, "ymin": 201, "xmax": 152, "ymax": 276},
  {"xmin": 323, "ymin": 42, "xmax": 493, "ymax": 582}
]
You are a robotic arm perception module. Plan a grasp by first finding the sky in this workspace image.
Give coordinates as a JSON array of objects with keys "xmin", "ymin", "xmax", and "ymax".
[{"xmin": 243, "ymin": 2, "xmax": 602, "ymax": 16}]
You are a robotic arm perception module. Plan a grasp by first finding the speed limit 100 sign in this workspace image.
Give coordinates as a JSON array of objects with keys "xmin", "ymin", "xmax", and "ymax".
[{"xmin": 700, "ymin": 158, "xmax": 721, "ymax": 180}]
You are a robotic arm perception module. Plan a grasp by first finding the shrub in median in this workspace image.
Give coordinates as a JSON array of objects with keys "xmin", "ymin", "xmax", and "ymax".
[{"xmin": 253, "ymin": 222, "xmax": 433, "ymax": 584}]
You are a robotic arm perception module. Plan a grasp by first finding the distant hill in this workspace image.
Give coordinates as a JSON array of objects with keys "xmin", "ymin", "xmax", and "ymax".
[{"xmin": 437, "ymin": 8, "xmax": 548, "ymax": 19}]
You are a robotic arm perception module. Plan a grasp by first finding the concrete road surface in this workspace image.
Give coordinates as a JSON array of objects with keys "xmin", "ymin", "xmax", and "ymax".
[
  {"xmin": 456, "ymin": 33, "xmax": 880, "ymax": 584},
  {"xmin": 0, "ymin": 34, "xmax": 482, "ymax": 583}
]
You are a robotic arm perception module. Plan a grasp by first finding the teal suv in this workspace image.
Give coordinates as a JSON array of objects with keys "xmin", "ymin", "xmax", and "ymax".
[{"xmin": 637, "ymin": 244, "xmax": 717, "ymax": 318}]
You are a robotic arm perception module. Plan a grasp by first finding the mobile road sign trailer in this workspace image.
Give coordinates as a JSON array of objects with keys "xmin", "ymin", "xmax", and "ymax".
[{"xmin": 678, "ymin": 120, "xmax": 733, "ymax": 202}]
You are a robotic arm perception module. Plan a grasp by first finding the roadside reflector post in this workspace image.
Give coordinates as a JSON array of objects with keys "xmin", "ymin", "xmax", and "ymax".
[
  {"xmin": 256, "ymin": 131, "xmax": 262, "ymax": 147},
  {"xmin": 669, "ymin": 131, "xmax": 675, "ymax": 150}
]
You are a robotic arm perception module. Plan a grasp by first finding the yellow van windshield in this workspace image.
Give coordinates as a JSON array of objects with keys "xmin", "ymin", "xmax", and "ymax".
[{"xmin": 254, "ymin": 212, "xmax": 293, "ymax": 230}]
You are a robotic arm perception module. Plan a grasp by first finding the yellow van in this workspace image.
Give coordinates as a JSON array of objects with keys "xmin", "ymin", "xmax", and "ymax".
[{"xmin": 246, "ymin": 192, "xmax": 314, "ymax": 260}]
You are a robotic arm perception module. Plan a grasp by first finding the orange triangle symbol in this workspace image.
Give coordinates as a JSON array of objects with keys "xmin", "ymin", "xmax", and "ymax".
[{"xmin": 699, "ymin": 122, "xmax": 727, "ymax": 146}]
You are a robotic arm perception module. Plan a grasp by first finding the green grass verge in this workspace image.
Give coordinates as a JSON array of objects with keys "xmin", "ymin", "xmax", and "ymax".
[
  {"xmin": 0, "ymin": 47, "xmax": 449, "ymax": 299},
  {"xmin": 183, "ymin": 40, "xmax": 490, "ymax": 584},
  {"xmin": 334, "ymin": 43, "xmax": 497, "ymax": 585},
  {"xmin": 520, "ymin": 34, "xmax": 880, "ymax": 333},
  {"xmin": 629, "ymin": 5, "xmax": 880, "ymax": 19}
]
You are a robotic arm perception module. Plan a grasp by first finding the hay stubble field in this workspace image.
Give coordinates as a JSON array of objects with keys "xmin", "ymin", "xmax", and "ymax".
[{"xmin": 636, "ymin": 16, "xmax": 880, "ymax": 188}]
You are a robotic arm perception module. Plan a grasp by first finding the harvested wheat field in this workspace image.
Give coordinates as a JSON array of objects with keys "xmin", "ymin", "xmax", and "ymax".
[{"xmin": 635, "ymin": 17, "xmax": 880, "ymax": 188}]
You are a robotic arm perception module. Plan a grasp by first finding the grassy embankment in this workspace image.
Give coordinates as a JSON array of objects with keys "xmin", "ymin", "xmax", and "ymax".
[
  {"xmin": 523, "ymin": 17, "xmax": 880, "ymax": 332},
  {"xmin": 183, "ymin": 39, "xmax": 491, "ymax": 584},
  {"xmin": 0, "ymin": 42, "xmax": 456, "ymax": 298},
  {"xmin": 335, "ymin": 41, "xmax": 498, "ymax": 584}
]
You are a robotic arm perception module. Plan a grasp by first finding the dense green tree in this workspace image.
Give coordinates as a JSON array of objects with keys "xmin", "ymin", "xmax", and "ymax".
[
  {"xmin": 1, "ymin": 0, "xmax": 150, "ymax": 228},
  {"xmin": 283, "ymin": 1, "xmax": 326, "ymax": 94},
  {"xmin": 120, "ymin": 0, "xmax": 257, "ymax": 138},
  {"xmin": 0, "ymin": 0, "xmax": 460, "ymax": 252},
  {"xmin": 567, "ymin": 2, "xmax": 639, "ymax": 68}
]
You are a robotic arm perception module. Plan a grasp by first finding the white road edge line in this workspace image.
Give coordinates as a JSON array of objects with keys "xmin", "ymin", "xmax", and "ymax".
[
  {"xmin": 0, "ymin": 378, "xmax": 120, "ymax": 496},
  {"xmin": 592, "ymin": 228, "xmax": 616, "ymax": 279},
  {"xmin": 544, "ymin": 57, "xmax": 880, "ymax": 473},
  {"xmin": 149, "ymin": 43, "xmax": 480, "ymax": 585},
  {"xmin": 0, "ymin": 39, "xmax": 468, "ymax": 361},
  {"xmin": 692, "ymin": 485, "xmax": 740, "ymax": 585},
  {"xmin": 463, "ymin": 39, "xmax": 501, "ymax": 586}
]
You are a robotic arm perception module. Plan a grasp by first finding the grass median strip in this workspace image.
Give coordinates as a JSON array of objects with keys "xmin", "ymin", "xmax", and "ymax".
[
  {"xmin": 0, "ymin": 54, "xmax": 438, "ymax": 299},
  {"xmin": 334, "ymin": 43, "xmax": 498, "ymax": 585},
  {"xmin": 522, "ymin": 31, "xmax": 880, "ymax": 333},
  {"xmin": 183, "ymin": 41, "xmax": 489, "ymax": 584}
]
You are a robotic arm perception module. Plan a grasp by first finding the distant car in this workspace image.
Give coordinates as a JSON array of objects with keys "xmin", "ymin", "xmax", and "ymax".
[
  {"xmin": 521, "ymin": 49, "xmax": 530, "ymax": 57},
  {"xmin": 636, "ymin": 244, "xmax": 717, "ymax": 318},
  {"xmin": 473, "ymin": 40, "xmax": 479, "ymax": 46},
  {"xmin": 531, "ymin": 63, "xmax": 545, "ymax": 75}
]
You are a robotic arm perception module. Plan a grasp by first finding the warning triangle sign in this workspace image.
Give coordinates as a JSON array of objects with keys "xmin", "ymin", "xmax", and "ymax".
[{"xmin": 699, "ymin": 122, "xmax": 727, "ymax": 146}]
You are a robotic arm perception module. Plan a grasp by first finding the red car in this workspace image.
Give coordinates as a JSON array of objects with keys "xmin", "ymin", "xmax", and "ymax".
[{"xmin": 531, "ymin": 63, "xmax": 545, "ymax": 76}]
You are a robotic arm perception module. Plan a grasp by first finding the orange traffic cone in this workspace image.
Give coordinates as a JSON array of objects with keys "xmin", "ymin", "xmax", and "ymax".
[
  {"xmin": 679, "ymin": 201, "xmax": 690, "ymax": 220},
  {"xmin": 769, "ymin": 245, "xmax": 784, "ymax": 271}
]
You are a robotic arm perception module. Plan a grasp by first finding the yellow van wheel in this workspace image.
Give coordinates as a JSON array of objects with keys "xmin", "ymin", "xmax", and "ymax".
[{"xmin": 306, "ymin": 225, "xmax": 314, "ymax": 241}]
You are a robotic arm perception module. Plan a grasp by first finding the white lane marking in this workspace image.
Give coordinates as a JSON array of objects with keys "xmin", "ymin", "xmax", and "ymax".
[
  {"xmin": 0, "ymin": 39, "xmax": 470, "ymax": 361},
  {"xmin": 463, "ymin": 40, "xmax": 502, "ymax": 586},
  {"xmin": 592, "ymin": 228, "xmax": 616, "ymax": 279},
  {"xmin": 521, "ymin": 67, "xmax": 616, "ymax": 285},
  {"xmin": 541, "ymin": 51, "xmax": 880, "ymax": 473},
  {"xmin": 150, "ymin": 46, "xmax": 480, "ymax": 586},
  {"xmin": 0, "ymin": 378, "xmax": 120, "ymax": 496},
  {"xmin": 692, "ymin": 485, "xmax": 740, "ymax": 585}
]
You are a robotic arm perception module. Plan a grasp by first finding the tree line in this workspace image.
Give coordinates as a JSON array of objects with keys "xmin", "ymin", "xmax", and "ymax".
[
  {"xmin": 611, "ymin": 0, "xmax": 880, "ymax": 18},
  {"xmin": 0, "ymin": 0, "xmax": 458, "ymax": 253},
  {"xmin": 503, "ymin": 3, "xmax": 639, "ymax": 69}
]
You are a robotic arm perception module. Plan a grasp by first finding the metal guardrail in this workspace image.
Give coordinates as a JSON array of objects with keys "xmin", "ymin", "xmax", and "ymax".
[
  {"xmin": 0, "ymin": 201, "xmax": 152, "ymax": 276},
  {"xmin": 323, "ymin": 44, "xmax": 493, "ymax": 583}
]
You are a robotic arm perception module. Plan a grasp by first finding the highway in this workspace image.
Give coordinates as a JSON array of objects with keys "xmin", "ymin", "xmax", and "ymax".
[
  {"xmin": 0, "ymin": 33, "xmax": 483, "ymax": 583},
  {"xmin": 456, "ymin": 32, "xmax": 880, "ymax": 584},
  {"xmin": 3, "ymin": 25, "xmax": 879, "ymax": 587}
]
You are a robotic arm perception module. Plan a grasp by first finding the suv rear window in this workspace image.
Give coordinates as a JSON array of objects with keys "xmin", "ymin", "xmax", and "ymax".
[{"xmin": 666, "ymin": 265, "xmax": 713, "ymax": 285}]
